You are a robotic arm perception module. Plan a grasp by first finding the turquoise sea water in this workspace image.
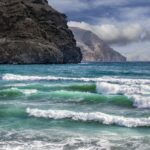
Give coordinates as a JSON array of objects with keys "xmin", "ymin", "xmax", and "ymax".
[{"xmin": 0, "ymin": 62, "xmax": 150, "ymax": 150}]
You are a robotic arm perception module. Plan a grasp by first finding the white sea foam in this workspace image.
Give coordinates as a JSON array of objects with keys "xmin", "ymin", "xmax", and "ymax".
[
  {"xmin": 130, "ymin": 95, "xmax": 150, "ymax": 108},
  {"xmin": 26, "ymin": 108, "xmax": 150, "ymax": 127},
  {"xmin": 1, "ymin": 136, "xmax": 148, "ymax": 150},
  {"xmin": 98, "ymin": 83, "xmax": 150, "ymax": 109},
  {"xmin": 3, "ymin": 74, "xmax": 150, "ymax": 108},
  {"xmin": 2, "ymin": 74, "xmax": 64, "ymax": 81},
  {"xmin": 96, "ymin": 82, "xmax": 150, "ymax": 95},
  {"xmin": 2, "ymin": 73, "xmax": 150, "ymax": 84},
  {"xmin": 96, "ymin": 82, "xmax": 121, "ymax": 94},
  {"xmin": 0, "ymin": 138, "xmax": 111, "ymax": 150},
  {"xmin": 5, "ymin": 83, "xmax": 30, "ymax": 87},
  {"xmin": 0, "ymin": 141, "xmax": 65, "ymax": 150},
  {"xmin": 96, "ymin": 82, "xmax": 150, "ymax": 108}
]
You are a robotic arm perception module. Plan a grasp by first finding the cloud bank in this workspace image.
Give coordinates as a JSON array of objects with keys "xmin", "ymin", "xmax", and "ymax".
[
  {"xmin": 50, "ymin": 0, "xmax": 150, "ymax": 61},
  {"xmin": 68, "ymin": 21, "xmax": 150, "ymax": 45}
]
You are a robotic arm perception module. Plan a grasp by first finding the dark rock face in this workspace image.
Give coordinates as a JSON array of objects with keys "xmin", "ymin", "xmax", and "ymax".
[
  {"xmin": 71, "ymin": 27, "xmax": 126, "ymax": 62},
  {"xmin": 0, "ymin": 0, "xmax": 82, "ymax": 64}
]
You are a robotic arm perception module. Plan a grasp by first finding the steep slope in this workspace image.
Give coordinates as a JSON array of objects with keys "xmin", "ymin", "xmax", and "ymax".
[
  {"xmin": 0, "ymin": 0, "xmax": 82, "ymax": 64},
  {"xmin": 71, "ymin": 27, "xmax": 126, "ymax": 62}
]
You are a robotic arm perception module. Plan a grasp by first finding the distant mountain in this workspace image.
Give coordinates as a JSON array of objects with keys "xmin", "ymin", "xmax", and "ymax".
[{"xmin": 71, "ymin": 27, "xmax": 126, "ymax": 62}]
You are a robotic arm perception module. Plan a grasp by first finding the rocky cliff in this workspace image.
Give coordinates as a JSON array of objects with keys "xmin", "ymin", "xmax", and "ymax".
[
  {"xmin": 0, "ymin": 0, "xmax": 82, "ymax": 64},
  {"xmin": 71, "ymin": 27, "xmax": 126, "ymax": 62}
]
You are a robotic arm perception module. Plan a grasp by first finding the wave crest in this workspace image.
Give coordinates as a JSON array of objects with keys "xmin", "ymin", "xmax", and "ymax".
[
  {"xmin": 96, "ymin": 82, "xmax": 150, "ymax": 108},
  {"xmin": 2, "ymin": 74, "xmax": 150, "ymax": 84},
  {"xmin": 26, "ymin": 108, "xmax": 150, "ymax": 128},
  {"xmin": 3, "ymin": 74, "xmax": 150, "ymax": 108},
  {"xmin": 0, "ymin": 88, "xmax": 37, "ymax": 98}
]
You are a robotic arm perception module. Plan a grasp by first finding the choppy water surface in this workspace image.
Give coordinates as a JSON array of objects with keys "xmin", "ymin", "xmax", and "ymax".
[{"xmin": 0, "ymin": 62, "xmax": 150, "ymax": 150}]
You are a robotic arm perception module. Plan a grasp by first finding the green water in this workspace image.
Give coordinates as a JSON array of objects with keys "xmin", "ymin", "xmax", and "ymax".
[{"xmin": 0, "ymin": 62, "xmax": 150, "ymax": 150}]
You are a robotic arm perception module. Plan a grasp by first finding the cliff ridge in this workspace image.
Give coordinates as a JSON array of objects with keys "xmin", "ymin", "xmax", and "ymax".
[{"xmin": 0, "ymin": 0, "xmax": 82, "ymax": 64}]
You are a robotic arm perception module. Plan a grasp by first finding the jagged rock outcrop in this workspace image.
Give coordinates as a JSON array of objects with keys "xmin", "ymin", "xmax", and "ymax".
[
  {"xmin": 71, "ymin": 27, "xmax": 126, "ymax": 62},
  {"xmin": 0, "ymin": 0, "xmax": 82, "ymax": 64}
]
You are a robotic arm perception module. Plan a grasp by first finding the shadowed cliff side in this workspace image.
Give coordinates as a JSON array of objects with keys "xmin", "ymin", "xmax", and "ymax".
[
  {"xmin": 71, "ymin": 27, "xmax": 126, "ymax": 62},
  {"xmin": 0, "ymin": 0, "xmax": 82, "ymax": 64}
]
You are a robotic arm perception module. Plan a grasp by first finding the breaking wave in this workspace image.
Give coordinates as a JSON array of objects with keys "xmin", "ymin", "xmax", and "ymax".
[
  {"xmin": 2, "ymin": 74, "xmax": 150, "ymax": 84},
  {"xmin": 2, "ymin": 74, "xmax": 150, "ymax": 108},
  {"xmin": 0, "ymin": 88, "xmax": 133, "ymax": 107},
  {"xmin": 43, "ymin": 90, "xmax": 133, "ymax": 107},
  {"xmin": 0, "ymin": 88, "xmax": 37, "ymax": 98},
  {"xmin": 26, "ymin": 108, "xmax": 150, "ymax": 128},
  {"xmin": 96, "ymin": 82, "xmax": 150, "ymax": 108},
  {"xmin": 5, "ymin": 83, "xmax": 96, "ymax": 93}
]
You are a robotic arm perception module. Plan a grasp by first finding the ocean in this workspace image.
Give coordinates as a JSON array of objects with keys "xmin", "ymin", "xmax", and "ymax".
[{"xmin": 0, "ymin": 62, "xmax": 150, "ymax": 150}]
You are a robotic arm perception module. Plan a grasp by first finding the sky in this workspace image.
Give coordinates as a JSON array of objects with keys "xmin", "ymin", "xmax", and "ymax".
[{"xmin": 49, "ymin": 0, "xmax": 150, "ymax": 61}]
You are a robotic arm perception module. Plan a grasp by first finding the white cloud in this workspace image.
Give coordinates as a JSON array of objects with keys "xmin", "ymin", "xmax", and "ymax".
[
  {"xmin": 113, "ymin": 41, "xmax": 150, "ymax": 61},
  {"xmin": 68, "ymin": 21, "xmax": 150, "ymax": 45},
  {"xmin": 69, "ymin": 21, "xmax": 150, "ymax": 61},
  {"xmin": 49, "ymin": 0, "xmax": 150, "ymax": 61}
]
